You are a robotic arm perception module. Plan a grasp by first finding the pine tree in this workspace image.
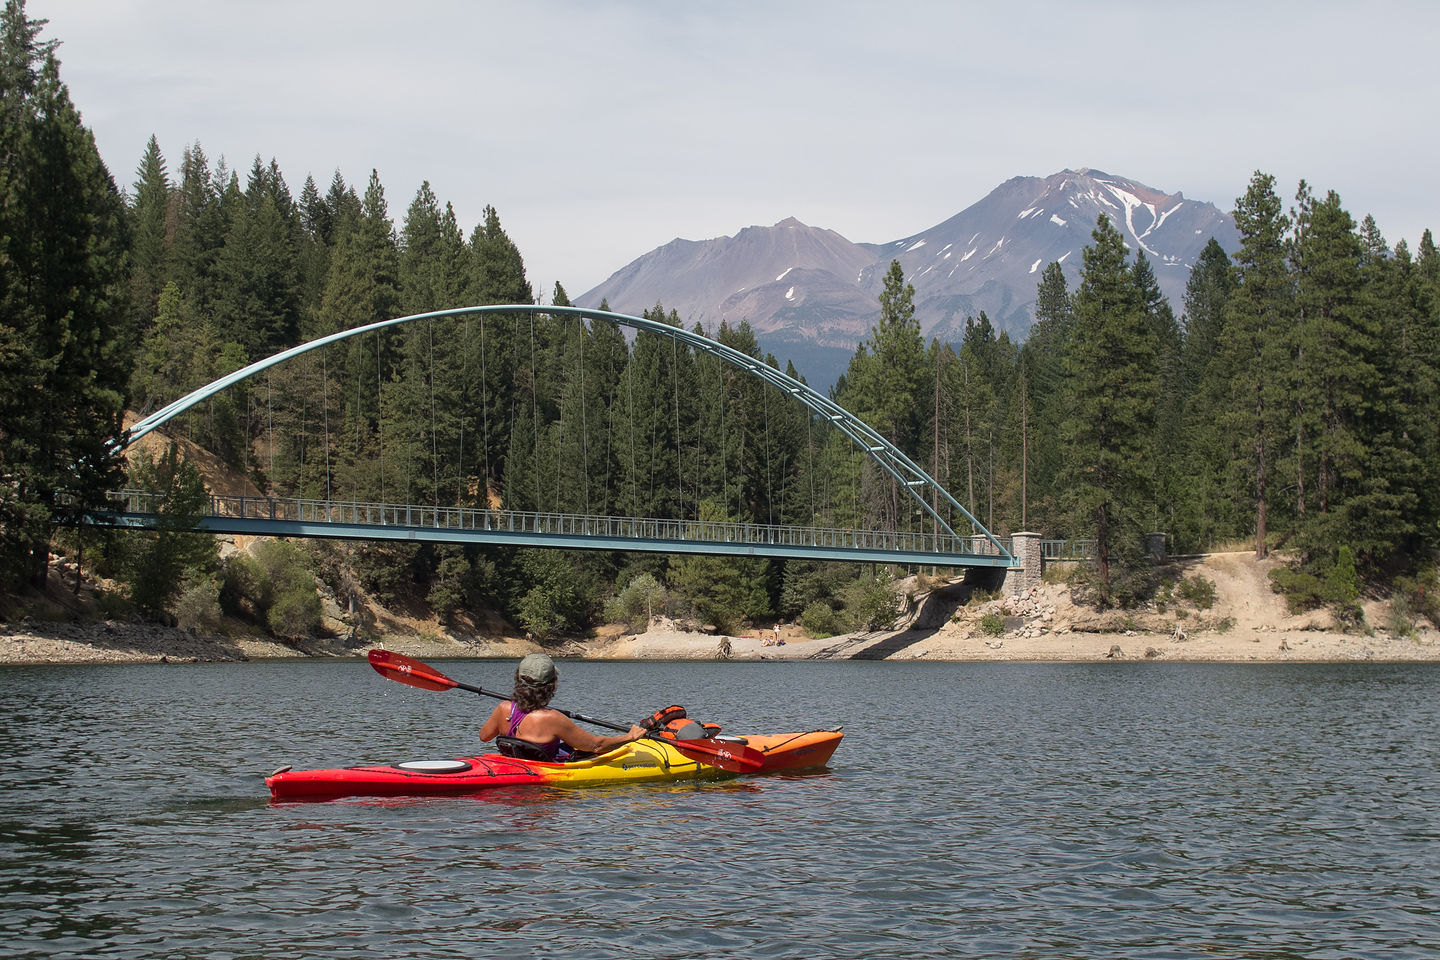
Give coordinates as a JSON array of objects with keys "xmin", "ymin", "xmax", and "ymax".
[
  {"xmin": 1001, "ymin": 347, "xmax": 1032, "ymax": 531},
  {"xmin": 295, "ymin": 173, "xmax": 332, "ymax": 312},
  {"xmin": 168, "ymin": 142, "xmax": 224, "ymax": 316},
  {"xmin": 952, "ymin": 316, "xmax": 998, "ymax": 527},
  {"xmin": 325, "ymin": 170, "xmax": 362, "ymax": 236},
  {"xmin": 314, "ymin": 170, "xmax": 399, "ymax": 503},
  {"xmin": 690, "ymin": 320, "xmax": 731, "ymax": 515},
  {"xmin": 837, "ymin": 260, "xmax": 925, "ymax": 532},
  {"xmin": 868, "ymin": 260, "xmax": 925, "ymax": 451},
  {"xmin": 715, "ymin": 320, "xmax": 772, "ymax": 524},
  {"xmin": 1133, "ymin": 252, "xmax": 1183, "ymax": 531},
  {"xmin": 120, "ymin": 442, "xmax": 217, "ymax": 613},
  {"xmin": 132, "ymin": 282, "xmax": 207, "ymax": 419},
  {"xmin": 667, "ymin": 500, "xmax": 772, "ymax": 633},
  {"xmin": 1287, "ymin": 186, "xmax": 1380, "ymax": 569},
  {"xmin": 1018, "ymin": 262, "xmax": 1072, "ymax": 534},
  {"xmin": 612, "ymin": 305, "xmax": 683, "ymax": 519},
  {"xmin": 771, "ymin": 358, "xmax": 814, "ymax": 527},
  {"xmin": 549, "ymin": 312, "xmax": 594, "ymax": 514},
  {"xmin": 1217, "ymin": 172, "xmax": 1292, "ymax": 558},
  {"xmin": 1406, "ymin": 231, "xmax": 1440, "ymax": 547},
  {"xmin": 385, "ymin": 182, "xmax": 472, "ymax": 507},
  {"xmin": 923, "ymin": 338, "xmax": 953, "ymax": 535},
  {"xmin": 0, "ymin": 2, "xmax": 132, "ymax": 588},
  {"xmin": 466, "ymin": 204, "xmax": 531, "ymax": 497},
  {"xmin": 1177, "ymin": 239, "xmax": 1235, "ymax": 398},
  {"xmin": 211, "ymin": 156, "xmax": 302, "ymax": 356},
  {"xmin": 398, "ymin": 182, "xmax": 467, "ymax": 314},
  {"xmin": 1362, "ymin": 231, "xmax": 1431, "ymax": 563},
  {"xmin": 583, "ymin": 307, "xmax": 630, "ymax": 517},
  {"xmin": 469, "ymin": 204, "xmax": 533, "ymax": 306},
  {"xmin": 128, "ymin": 134, "xmax": 171, "ymax": 325},
  {"xmin": 1173, "ymin": 237, "xmax": 1238, "ymax": 549},
  {"xmin": 1059, "ymin": 215, "xmax": 1158, "ymax": 604}
]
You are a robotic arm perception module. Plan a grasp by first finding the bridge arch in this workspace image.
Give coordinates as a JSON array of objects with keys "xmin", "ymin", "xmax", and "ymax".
[{"xmin": 123, "ymin": 305, "xmax": 1012, "ymax": 561}]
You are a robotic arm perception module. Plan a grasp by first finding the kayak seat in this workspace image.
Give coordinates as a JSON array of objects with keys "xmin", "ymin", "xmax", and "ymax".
[{"xmin": 495, "ymin": 736, "xmax": 556, "ymax": 762}]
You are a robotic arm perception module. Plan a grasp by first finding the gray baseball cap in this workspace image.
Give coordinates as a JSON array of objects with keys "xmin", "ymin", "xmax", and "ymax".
[{"xmin": 517, "ymin": 653, "xmax": 556, "ymax": 683}]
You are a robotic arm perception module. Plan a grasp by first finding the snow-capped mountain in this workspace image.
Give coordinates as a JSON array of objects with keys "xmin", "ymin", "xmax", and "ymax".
[
  {"xmin": 578, "ymin": 170, "xmax": 1238, "ymax": 387},
  {"xmin": 874, "ymin": 168, "xmax": 1236, "ymax": 345}
]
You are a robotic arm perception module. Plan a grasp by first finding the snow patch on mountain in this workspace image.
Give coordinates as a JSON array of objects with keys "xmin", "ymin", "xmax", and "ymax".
[{"xmin": 576, "ymin": 169, "xmax": 1240, "ymax": 383}]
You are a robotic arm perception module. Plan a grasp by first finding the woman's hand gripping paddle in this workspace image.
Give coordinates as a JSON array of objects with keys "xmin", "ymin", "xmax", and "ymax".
[{"xmin": 366, "ymin": 649, "xmax": 765, "ymax": 773}]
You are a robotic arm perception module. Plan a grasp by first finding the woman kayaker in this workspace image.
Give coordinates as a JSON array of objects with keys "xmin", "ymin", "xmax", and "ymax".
[{"xmin": 478, "ymin": 653, "xmax": 645, "ymax": 761}]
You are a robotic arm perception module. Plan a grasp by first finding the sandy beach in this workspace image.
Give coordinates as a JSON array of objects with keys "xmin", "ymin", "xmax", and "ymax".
[{"xmin": 3, "ymin": 552, "xmax": 1436, "ymax": 667}]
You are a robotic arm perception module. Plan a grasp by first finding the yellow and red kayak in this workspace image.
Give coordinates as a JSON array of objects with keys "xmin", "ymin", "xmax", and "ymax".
[{"xmin": 267, "ymin": 729, "xmax": 842, "ymax": 802}]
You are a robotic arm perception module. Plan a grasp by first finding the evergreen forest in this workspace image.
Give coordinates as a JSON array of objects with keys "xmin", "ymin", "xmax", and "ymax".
[{"xmin": 3, "ymin": 1, "xmax": 1438, "ymax": 641}]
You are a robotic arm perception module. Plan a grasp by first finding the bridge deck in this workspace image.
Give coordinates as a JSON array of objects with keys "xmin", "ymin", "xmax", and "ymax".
[{"xmin": 96, "ymin": 491, "xmax": 1019, "ymax": 568}]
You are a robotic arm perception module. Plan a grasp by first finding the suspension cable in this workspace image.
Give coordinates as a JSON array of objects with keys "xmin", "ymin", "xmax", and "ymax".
[
  {"xmin": 853, "ymin": 441, "xmax": 860, "ymax": 531},
  {"xmin": 529, "ymin": 311, "xmax": 540, "ymax": 511},
  {"xmin": 671, "ymin": 335, "xmax": 682, "ymax": 515},
  {"xmin": 601, "ymin": 319, "xmax": 619, "ymax": 514},
  {"xmin": 763, "ymin": 369, "xmax": 774, "ymax": 525},
  {"xmin": 457, "ymin": 317, "xmax": 468, "ymax": 507},
  {"xmin": 429, "ymin": 317, "xmax": 438, "ymax": 507},
  {"xmin": 717, "ymin": 351, "xmax": 728, "ymax": 519},
  {"xmin": 627, "ymin": 340, "xmax": 637, "ymax": 517},
  {"xmin": 297, "ymin": 362, "xmax": 306, "ymax": 492},
  {"xmin": 353, "ymin": 341, "xmax": 361, "ymax": 503},
  {"xmin": 376, "ymin": 329, "xmax": 385, "ymax": 507},
  {"xmin": 322, "ymin": 346, "xmax": 331, "ymax": 502},
  {"xmin": 580, "ymin": 316, "xmax": 590, "ymax": 514},
  {"xmin": 480, "ymin": 314, "xmax": 489, "ymax": 508},
  {"xmin": 552, "ymin": 320, "xmax": 567, "ymax": 513},
  {"xmin": 806, "ymin": 406, "xmax": 816, "ymax": 528}
]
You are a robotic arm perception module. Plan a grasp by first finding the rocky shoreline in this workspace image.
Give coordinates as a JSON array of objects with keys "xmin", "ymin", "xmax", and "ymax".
[
  {"xmin": 4, "ymin": 596, "xmax": 1438, "ymax": 669},
  {"xmin": 4, "ymin": 551, "xmax": 1437, "ymax": 668}
]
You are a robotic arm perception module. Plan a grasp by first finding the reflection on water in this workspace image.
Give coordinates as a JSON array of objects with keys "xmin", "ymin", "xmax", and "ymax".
[{"xmin": 2, "ymin": 659, "xmax": 1439, "ymax": 959}]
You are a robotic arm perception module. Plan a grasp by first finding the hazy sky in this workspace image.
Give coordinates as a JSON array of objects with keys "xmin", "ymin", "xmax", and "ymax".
[{"xmin": 32, "ymin": 0, "xmax": 1440, "ymax": 298}]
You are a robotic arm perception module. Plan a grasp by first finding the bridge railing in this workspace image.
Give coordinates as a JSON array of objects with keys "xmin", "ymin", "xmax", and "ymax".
[
  {"xmin": 1042, "ymin": 538, "xmax": 1097, "ymax": 560},
  {"xmin": 105, "ymin": 489, "xmax": 1015, "ymax": 560}
]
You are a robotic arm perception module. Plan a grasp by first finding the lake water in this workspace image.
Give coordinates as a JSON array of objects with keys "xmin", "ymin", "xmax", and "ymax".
[{"xmin": 1, "ymin": 657, "xmax": 1437, "ymax": 959}]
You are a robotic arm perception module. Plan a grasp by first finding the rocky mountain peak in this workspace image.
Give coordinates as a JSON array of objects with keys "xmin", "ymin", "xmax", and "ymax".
[{"xmin": 578, "ymin": 170, "xmax": 1238, "ymax": 387}]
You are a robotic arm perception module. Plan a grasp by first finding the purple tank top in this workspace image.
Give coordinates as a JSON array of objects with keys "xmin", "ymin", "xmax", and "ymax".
[{"xmin": 506, "ymin": 704, "xmax": 572, "ymax": 761}]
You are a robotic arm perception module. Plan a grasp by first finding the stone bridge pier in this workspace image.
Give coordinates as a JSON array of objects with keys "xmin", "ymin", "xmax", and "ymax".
[{"xmin": 1002, "ymin": 532, "xmax": 1042, "ymax": 596}]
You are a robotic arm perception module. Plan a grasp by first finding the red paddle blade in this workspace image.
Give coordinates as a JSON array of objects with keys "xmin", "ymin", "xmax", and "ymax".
[
  {"xmin": 665, "ymin": 737, "xmax": 766, "ymax": 773},
  {"xmin": 367, "ymin": 649, "xmax": 457, "ymax": 692}
]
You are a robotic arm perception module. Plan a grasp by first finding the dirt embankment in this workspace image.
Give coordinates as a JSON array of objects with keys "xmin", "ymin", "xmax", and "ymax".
[
  {"xmin": 5, "ymin": 550, "xmax": 1437, "ymax": 667},
  {"xmin": 590, "ymin": 552, "xmax": 1440, "ymax": 665}
]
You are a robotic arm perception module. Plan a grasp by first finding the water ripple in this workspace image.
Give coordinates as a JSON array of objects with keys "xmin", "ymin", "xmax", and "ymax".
[{"xmin": 3, "ymin": 660, "xmax": 1440, "ymax": 958}]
